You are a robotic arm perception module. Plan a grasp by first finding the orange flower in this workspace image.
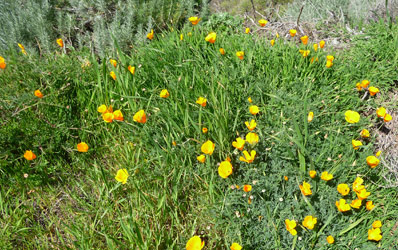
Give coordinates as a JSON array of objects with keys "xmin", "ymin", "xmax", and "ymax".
[
  {"xmin": 201, "ymin": 140, "xmax": 215, "ymax": 155},
  {"xmin": 34, "ymin": 90, "xmax": 43, "ymax": 98},
  {"xmin": 372, "ymin": 220, "xmax": 382, "ymax": 228},
  {"xmin": 326, "ymin": 60, "xmax": 333, "ymax": 68},
  {"xmin": 133, "ymin": 110, "xmax": 147, "ymax": 124},
  {"xmin": 243, "ymin": 185, "xmax": 252, "ymax": 192},
  {"xmin": 384, "ymin": 114, "xmax": 392, "ymax": 122},
  {"xmin": 299, "ymin": 181, "xmax": 312, "ymax": 196},
  {"xmin": 376, "ymin": 107, "xmax": 386, "ymax": 118},
  {"xmin": 205, "ymin": 32, "xmax": 216, "ymax": 44},
  {"xmin": 245, "ymin": 119, "xmax": 257, "ymax": 131},
  {"xmin": 300, "ymin": 35, "xmax": 308, "ymax": 45},
  {"xmin": 284, "ymin": 176, "xmax": 288, "ymax": 181},
  {"xmin": 366, "ymin": 156, "xmax": 379, "ymax": 168},
  {"xmin": 302, "ymin": 216, "xmax": 317, "ymax": 230},
  {"xmin": 109, "ymin": 59, "xmax": 117, "ymax": 67},
  {"xmin": 368, "ymin": 86, "xmax": 379, "ymax": 96},
  {"xmin": 218, "ymin": 160, "xmax": 233, "ymax": 179},
  {"xmin": 319, "ymin": 40, "xmax": 325, "ymax": 48},
  {"xmin": 247, "ymin": 97, "xmax": 252, "ymax": 103},
  {"xmin": 245, "ymin": 28, "xmax": 250, "ymax": 34},
  {"xmin": 196, "ymin": 97, "xmax": 207, "ymax": 107},
  {"xmin": 258, "ymin": 19, "xmax": 268, "ymax": 27},
  {"xmin": 326, "ymin": 236, "xmax": 334, "ymax": 244},
  {"xmin": 361, "ymin": 129, "xmax": 370, "ymax": 138},
  {"xmin": 232, "ymin": 137, "xmax": 245, "ymax": 151},
  {"xmin": 352, "ymin": 140, "xmax": 363, "ymax": 150},
  {"xmin": 289, "ymin": 29, "xmax": 297, "ymax": 37},
  {"xmin": 249, "ymin": 105, "xmax": 259, "ymax": 115},
  {"xmin": 368, "ymin": 228, "xmax": 382, "ymax": 241},
  {"xmin": 366, "ymin": 201, "xmax": 375, "ymax": 210},
  {"xmin": 160, "ymin": 89, "xmax": 170, "ymax": 98},
  {"xmin": 188, "ymin": 17, "xmax": 201, "ymax": 26},
  {"xmin": 128, "ymin": 65, "xmax": 136, "ymax": 75},
  {"xmin": 353, "ymin": 177, "xmax": 365, "ymax": 193},
  {"xmin": 147, "ymin": 29, "xmax": 154, "ymax": 40},
  {"xmin": 245, "ymin": 132, "xmax": 259, "ymax": 145},
  {"xmin": 230, "ymin": 242, "xmax": 242, "ymax": 250},
  {"xmin": 299, "ymin": 49, "xmax": 310, "ymax": 57},
  {"xmin": 285, "ymin": 219, "xmax": 297, "ymax": 236},
  {"xmin": 197, "ymin": 154, "xmax": 206, "ymax": 163},
  {"xmin": 307, "ymin": 112, "xmax": 314, "ymax": 122},
  {"xmin": 18, "ymin": 43, "xmax": 27, "ymax": 55},
  {"xmin": 321, "ymin": 171, "xmax": 333, "ymax": 181},
  {"xmin": 97, "ymin": 104, "xmax": 107, "ymax": 113},
  {"xmin": 337, "ymin": 183, "xmax": 350, "ymax": 196},
  {"xmin": 102, "ymin": 112, "xmax": 114, "ymax": 123},
  {"xmin": 77, "ymin": 142, "xmax": 89, "ymax": 152},
  {"xmin": 236, "ymin": 51, "xmax": 244, "ymax": 60},
  {"xmin": 202, "ymin": 127, "xmax": 208, "ymax": 133},
  {"xmin": 57, "ymin": 38, "xmax": 64, "ymax": 48},
  {"xmin": 239, "ymin": 150, "xmax": 256, "ymax": 163},
  {"xmin": 0, "ymin": 56, "xmax": 6, "ymax": 69},
  {"xmin": 350, "ymin": 199, "xmax": 362, "ymax": 209},
  {"xmin": 270, "ymin": 40, "xmax": 275, "ymax": 46},
  {"xmin": 219, "ymin": 48, "xmax": 225, "ymax": 55},
  {"xmin": 309, "ymin": 170, "xmax": 316, "ymax": 178},
  {"xmin": 110, "ymin": 71, "xmax": 116, "ymax": 80},
  {"xmin": 336, "ymin": 199, "xmax": 351, "ymax": 212},
  {"xmin": 356, "ymin": 189, "xmax": 370, "ymax": 200},
  {"xmin": 24, "ymin": 150, "xmax": 36, "ymax": 161},
  {"xmin": 313, "ymin": 43, "xmax": 318, "ymax": 52},
  {"xmin": 326, "ymin": 55, "xmax": 334, "ymax": 62},
  {"xmin": 345, "ymin": 110, "xmax": 360, "ymax": 123},
  {"xmin": 361, "ymin": 80, "xmax": 370, "ymax": 89},
  {"xmin": 113, "ymin": 110, "xmax": 124, "ymax": 121}
]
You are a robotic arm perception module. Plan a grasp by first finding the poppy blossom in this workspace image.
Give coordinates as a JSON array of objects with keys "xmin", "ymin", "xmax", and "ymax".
[
  {"xmin": 258, "ymin": 19, "xmax": 268, "ymax": 27},
  {"xmin": 326, "ymin": 236, "xmax": 334, "ymax": 244},
  {"xmin": 236, "ymin": 51, "xmax": 244, "ymax": 60},
  {"xmin": 270, "ymin": 40, "xmax": 275, "ymax": 46},
  {"xmin": 110, "ymin": 71, "xmax": 116, "ymax": 80},
  {"xmin": 345, "ymin": 110, "xmax": 360, "ymax": 123},
  {"xmin": 0, "ymin": 56, "xmax": 6, "ymax": 69},
  {"xmin": 245, "ymin": 132, "xmax": 259, "ymax": 145},
  {"xmin": 115, "ymin": 169, "xmax": 129, "ymax": 184},
  {"xmin": 239, "ymin": 150, "xmax": 256, "ymax": 163},
  {"xmin": 232, "ymin": 137, "xmax": 245, "ymax": 151},
  {"xmin": 285, "ymin": 219, "xmax": 297, "ymax": 235},
  {"xmin": 109, "ymin": 59, "xmax": 117, "ymax": 67},
  {"xmin": 337, "ymin": 183, "xmax": 350, "ymax": 196},
  {"xmin": 197, "ymin": 155, "xmax": 206, "ymax": 163},
  {"xmin": 196, "ymin": 97, "xmax": 207, "ymax": 107},
  {"xmin": 77, "ymin": 142, "xmax": 89, "ymax": 152},
  {"xmin": 352, "ymin": 140, "xmax": 362, "ymax": 150},
  {"xmin": 230, "ymin": 242, "xmax": 242, "ymax": 250},
  {"xmin": 319, "ymin": 40, "xmax": 325, "ymax": 48},
  {"xmin": 300, "ymin": 35, "xmax": 308, "ymax": 45},
  {"xmin": 384, "ymin": 114, "xmax": 392, "ymax": 122},
  {"xmin": 368, "ymin": 228, "xmax": 382, "ymax": 241},
  {"xmin": 57, "ymin": 38, "xmax": 64, "ymax": 48},
  {"xmin": 113, "ymin": 110, "xmax": 124, "ymax": 121},
  {"xmin": 34, "ymin": 90, "xmax": 43, "ymax": 98},
  {"xmin": 321, "ymin": 171, "xmax": 333, "ymax": 181},
  {"xmin": 376, "ymin": 107, "xmax": 386, "ymax": 118},
  {"xmin": 309, "ymin": 170, "xmax": 316, "ymax": 178},
  {"xmin": 24, "ymin": 150, "xmax": 36, "ymax": 161},
  {"xmin": 245, "ymin": 119, "xmax": 257, "ymax": 131},
  {"xmin": 218, "ymin": 160, "xmax": 233, "ymax": 178},
  {"xmin": 147, "ymin": 29, "xmax": 154, "ymax": 40},
  {"xmin": 307, "ymin": 112, "xmax": 314, "ymax": 122},
  {"xmin": 205, "ymin": 32, "xmax": 216, "ymax": 44},
  {"xmin": 219, "ymin": 48, "xmax": 225, "ymax": 55},
  {"xmin": 188, "ymin": 17, "xmax": 201, "ymax": 26},
  {"xmin": 128, "ymin": 65, "xmax": 136, "ymax": 75},
  {"xmin": 299, "ymin": 181, "xmax": 312, "ymax": 196},
  {"xmin": 360, "ymin": 129, "xmax": 370, "ymax": 138},
  {"xmin": 201, "ymin": 140, "xmax": 215, "ymax": 155},
  {"xmin": 350, "ymin": 199, "xmax": 362, "ymax": 209},
  {"xmin": 160, "ymin": 89, "xmax": 170, "ymax": 98},
  {"xmin": 368, "ymin": 86, "xmax": 379, "ymax": 96},
  {"xmin": 245, "ymin": 28, "xmax": 250, "ymax": 34},
  {"xmin": 249, "ymin": 105, "xmax": 259, "ymax": 115},
  {"xmin": 289, "ymin": 29, "xmax": 297, "ymax": 37},
  {"xmin": 243, "ymin": 185, "xmax": 252, "ymax": 192},
  {"xmin": 133, "ymin": 110, "xmax": 147, "ymax": 124},
  {"xmin": 366, "ymin": 156, "xmax": 379, "ymax": 168},
  {"xmin": 302, "ymin": 216, "xmax": 317, "ymax": 230},
  {"xmin": 366, "ymin": 201, "xmax": 375, "ymax": 210},
  {"xmin": 336, "ymin": 199, "xmax": 351, "ymax": 212}
]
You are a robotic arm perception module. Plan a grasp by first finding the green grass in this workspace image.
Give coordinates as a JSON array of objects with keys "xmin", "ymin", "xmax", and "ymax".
[{"xmin": 0, "ymin": 18, "xmax": 398, "ymax": 249}]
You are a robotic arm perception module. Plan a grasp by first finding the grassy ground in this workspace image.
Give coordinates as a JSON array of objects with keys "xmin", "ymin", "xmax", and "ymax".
[{"xmin": 0, "ymin": 16, "xmax": 398, "ymax": 249}]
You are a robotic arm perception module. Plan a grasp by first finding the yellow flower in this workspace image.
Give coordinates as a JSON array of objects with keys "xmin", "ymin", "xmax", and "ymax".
[
  {"xmin": 110, "ymin": 71, "xmax": 116, "ymax": 80},
  {"xmin": 285, "ymin": 219, "xmax": 297, "ymax": 236},
  {"xmin": 376, "ymin": 107, "xmax": 386, "ymax": 118},
  {"xmin": 230, "ymin": 242, "xmax": 242, "ymax": 250},
  {"xmin": 243, "ymin": 185, "xmax": 252, "ymax": 192},
  {"xmin": 0, "ymin": 56, "xmax": 6, "ymax": 69},
  {"xmin": 109, "ymin": 59, "xmax": 117, "ymax": 67},
  {"xmin": 299, "ymin": 181, "xmax": 312, "ymax": 196},
  {"xmin": 366, "ymin": 156, "xmax": 379, "ymax": 168},
  {"xmin": 219, "ymin": 48, "xmax": 225, "ymax": 55},
  {"xmin": 245, "ymin": 132, "xmax": 259, "ymax": 145},
  {"xmin": 326, "ymin": 60, "xmax": 333, "ymax": 68},
  {"xmin": 249, "ymin": 105, "xmax": 259, "ymax": 115},
  {"xmin": 313, "ymin": 43, "xmax": 318, "ymax": 52},
  {"xmin": 236, "ymin": 51, "xmax": 244, "ymax": 60},
  {"xmin": 368, "ymin": 86, "xmax": 379, "ymax": 96},
  {"xmin": 384, "ymin": 114, "xmax": 392, "ymax": 122},
  {"xmin": 205, "ymin": 32, "xmax": 216, "ymax": 44},
  {"xmin": 133, "ymin": 110, "xmax": 147, "ymax": 124},
  {"xmin": 321, "ymin": 171, "xmax": 333, "ymax": 181},
  {"xmin": 128, "ymin": 65, "xmax": 136, "ymax": 75},
  {"xmin": 258, "ymin": 19, "xmax": 268, "ymax": 27},
  {"xmin": 299, "ymin": 49, "xmax": 310, "ymax": 57},
  {"xmin": 353, "ymin": 177, "xmax": 365, "ymax": 193},
  {"xmin": 188, "ymin": 17, "xmax": 201, "ymax": 26},
  {"xmin": 102, "ymin": 112, "xmax": 114, "ymax": 123},
  {"xmin": 180, "ymin": 34, "xmax": 184, "ymax": 41},
  {"xmin": 57, "ymin": 38, "xmax": 64, "ymax": 48},
  {"xmin": 218, "ymin": 160, "xmax": 233, "ymax": 179},
  {"xmin": 197, "ymin": 154, "xmax": 206, "ymax": 163},
  {"xmin": 202, "ymin": 127, "xmax": 208, "ymax": 133},
  {"xmin": 196, "ymin": 97, "xmax": 207, "ymax": 107},
  {"xmin": 376, "ymin": 150, "xmax": 382, "ymax": 157},
  {"xmin": 302, "ymin": 216, "xmax": 317, "ymax": 230},
  {"xmin": 77, "ymin": 142, "xmax": 89, "ymax": 152},
  {"xmin": 372, "ymin": 220, "xmax": 382, "ymax": 228},
  {"xmin": 336, "ymin": 199, "xmax": 351, "ymax": 212},
  {"xmin": 361, "ymin": 129, "xmax": 370, "ymax": 138},
  {"xmin": 186, "ymin": 236, "xmax": 204, "ymax": 250},
  {"xmin": 356, "ymin": 189, "xmax": 370, "ymax": 200},
  {"xmin": 366, "ymin": 201, "xmax": 375, "ymax": 210},
  {"xmin": 201, "ymin": 140, "xmax": 215, "ymax": 155},
  {"xmin": 326, "ymin": 55, "xmax": 334, "ymax": 62},
  {"xmin": 248, "ymin": 97, "xmax": 252, "ymax": 103},
  {"xmin": 368, "ymin": 228, "xmax": 382, "ymax": 241},
  {"xmin": 276, "ymin": 32, "xmax": 280, "ymax": 38},
  {"xmin": 18, "ymin": 43, "xmax": 27, "ymax": 55},
  {"xmin": 147, "ymin": 29, "xmax": 154, "ymax": 40},
  {"xmin": 160, "ymin": 89, "xmax": 170, "ymax": 98},
  {"xmin": 270, "ymin": 39, "xmax": 275, "ymax": 46},
  {"xmin": 289, "ymin": 29, "xmax": 297, "ymax": 37},
  {"xmin": 352, "ymin": 140, "xmax": 363, "ymax": 150},
  {"xmin": 113, "ymin": 110, "xmax": 124, "ymax": 121},
  {"xmin": 232, "ymin": 137, "xmax": 245, "ymax": 151},
  {"xmin": 284, "ymin": 176, "xmax": 289, "ymax": 181},
  {"xmin": 307, "ymin": 111, "xmax": 314, "ymax": 122},
  {"xmin": 356, "ymin": 82, "xmax": 362, "ymax": 91},
  {"xmin": 239, "ymin": 150, "xmax": 256, "ymax": 163},
  {"xmin": 115, "ymin": 169, "xmax": 129, "ymax": 184},
  {"xmin": 361, "ymin": 80, "xmax": 370, "ymax": 89},
  {"xmin": 345, "ymin": 110, "xmax": 360, "ymax": 123},
  {"xmin": 172, "ymin": 141, "xmax": 177, "ymax": 146},
  {"xmin": 319, "ymin": 40, "xmax": 325, "ymax": 48},
  {"xmin": 350, "ymin": 199, "xmax": 362, "ymax": 209},
  {"xmin": 326, "ymin": 236, "xmax": 334, "ymax": 244},
  {"xmin": 309, "ymin": 170, "xmax": 316, "ymax": 178},
  {"xmin": 245, "ymin": 27, "xmax": 250, "ymax": 34},
  {"xmin": 188, "ymin": 32, "xmax": 192, "ymax": 36},
  {"xmin": 300, "ymin": 35, "xmax": 308, "ymax": 45},
  {"xmin": 24, "ymin": 150, "xmax": 37, "ymax": 161},
  {"xmin": 97, "ymin": 104, "xmax": 107, "ymax": 113},
  {"xmin": 245, "ymin": 119, "xmax": 257, "ymax": 131},
  {"xmin": 337, "ymin": 183, "xmax": 350, "ymax": 196},
  {"xmin": 34, "ymin": 90, "xmax": 44, "ymax": 98}
]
